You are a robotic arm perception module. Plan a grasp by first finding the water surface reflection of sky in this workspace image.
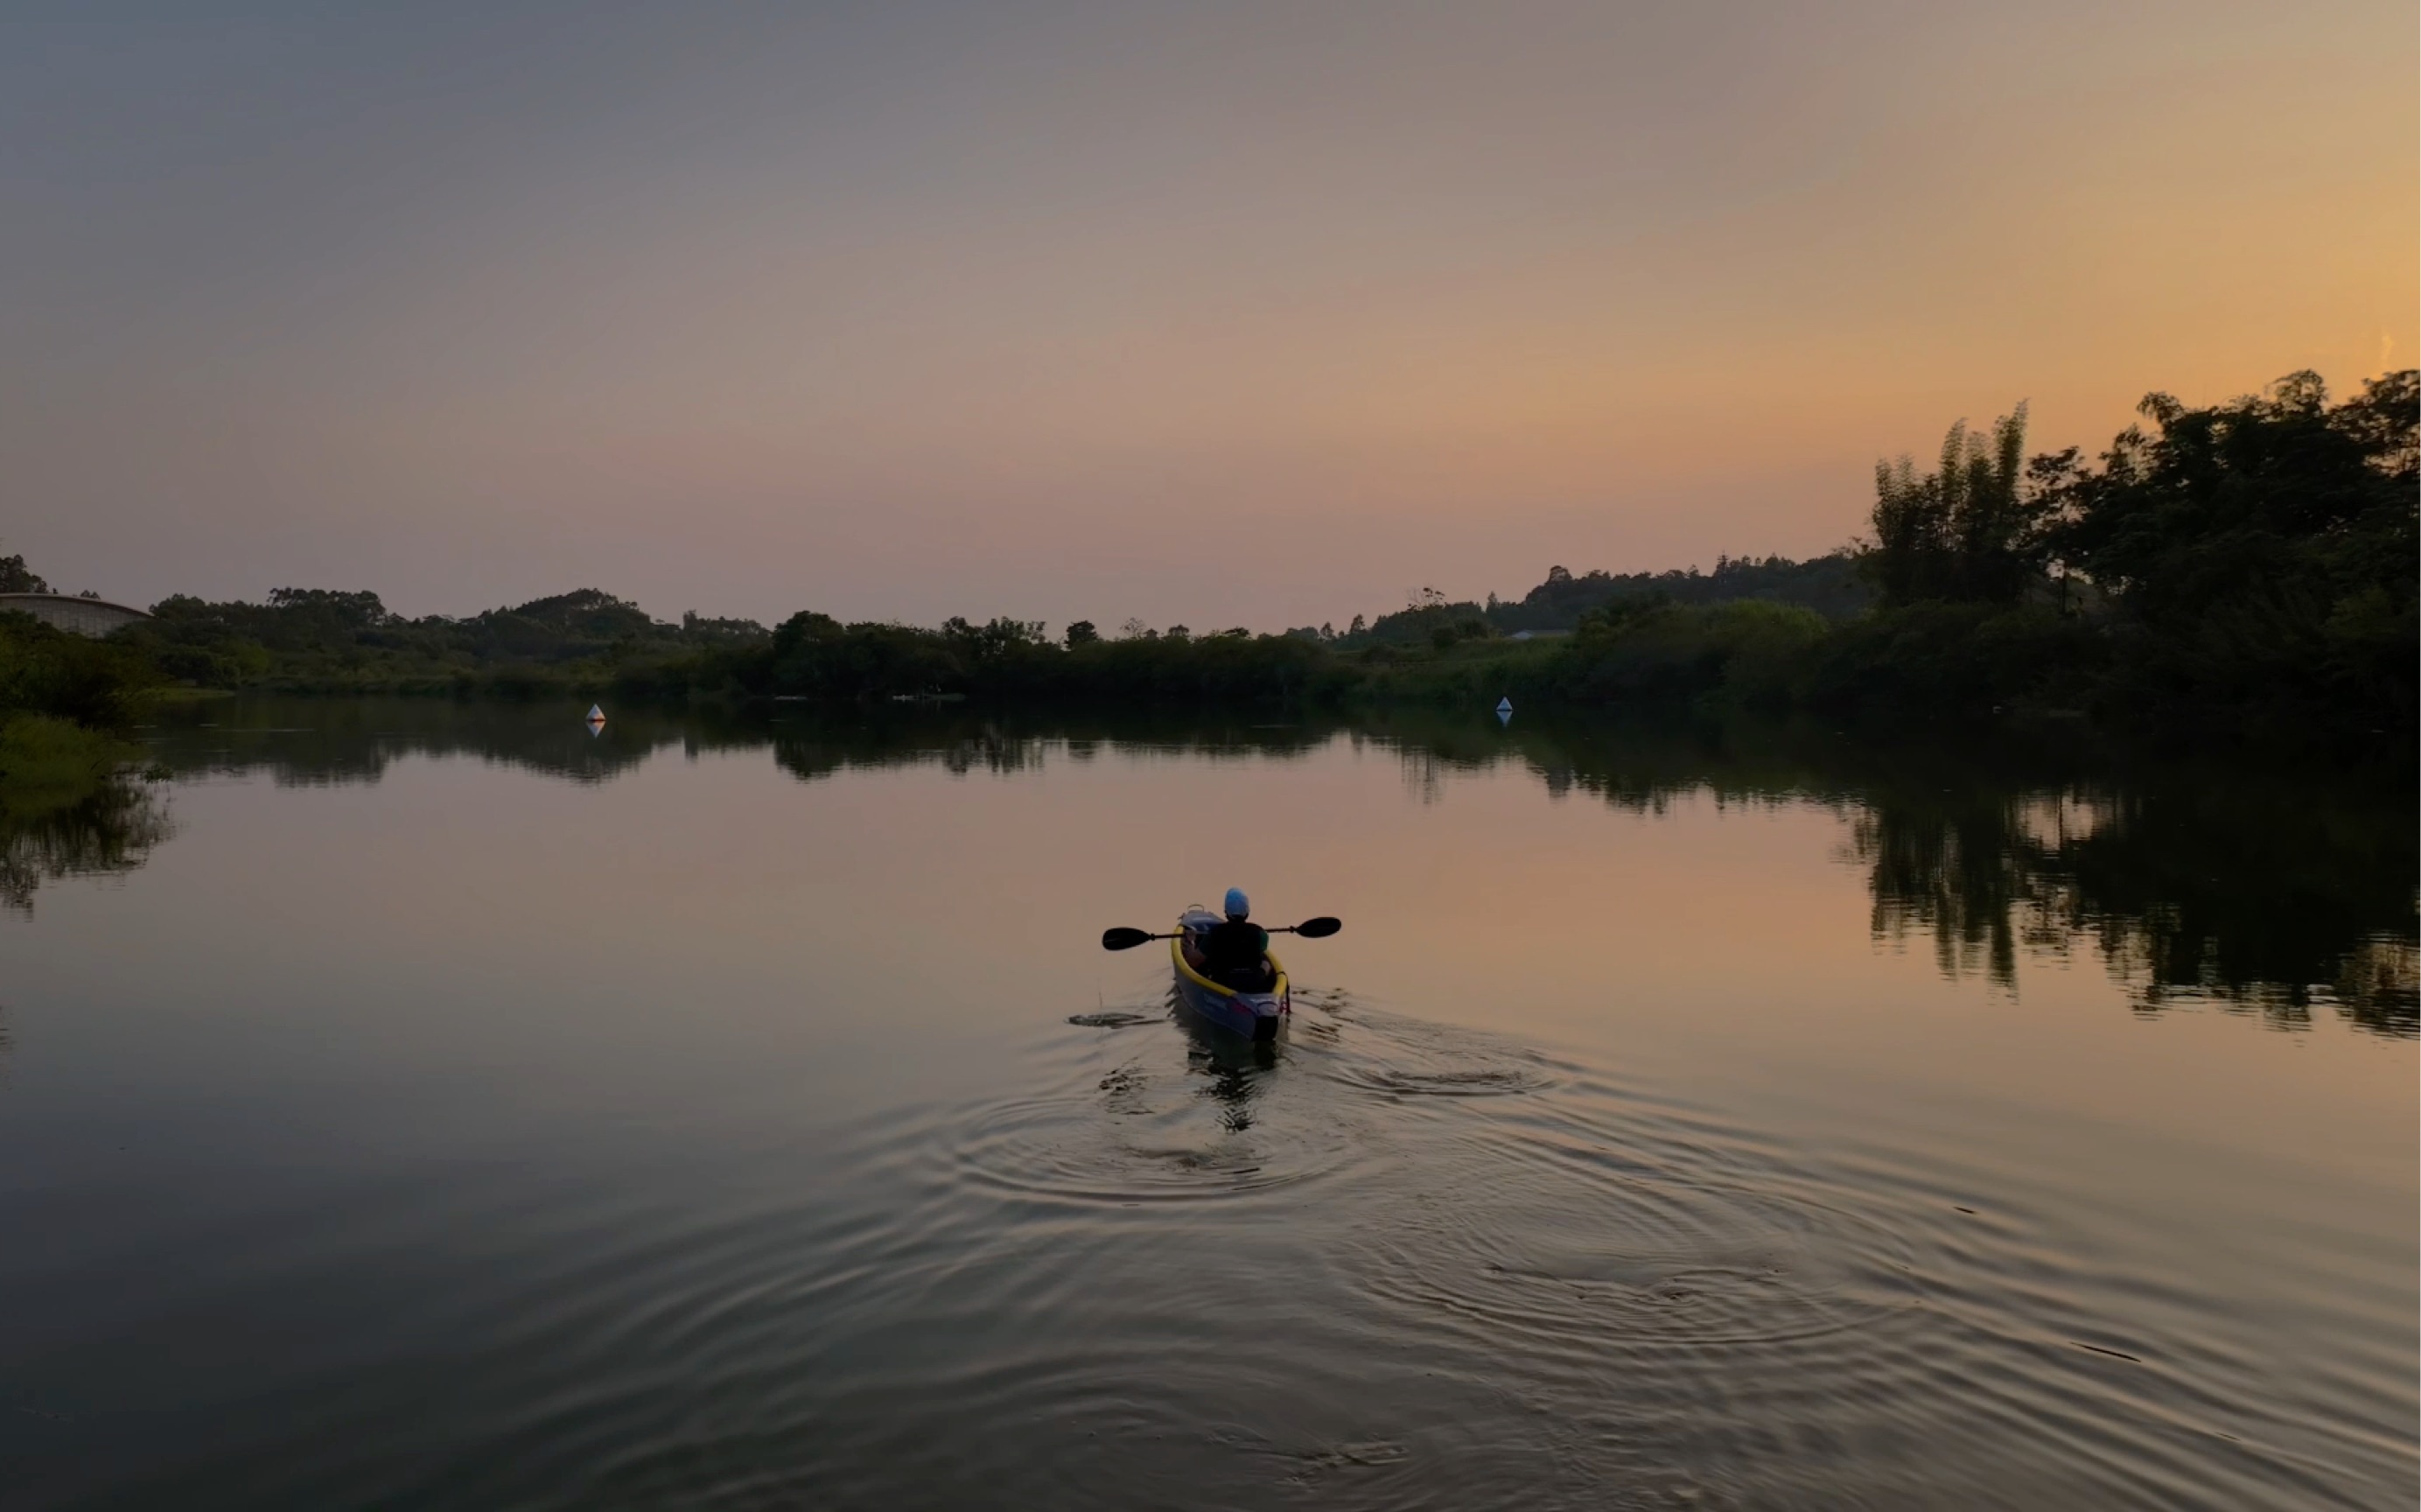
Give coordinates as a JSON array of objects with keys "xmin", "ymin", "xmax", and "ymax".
[{"xmin": 1, "ymin": 699, "xmax": 2410, "ymax": 1508}]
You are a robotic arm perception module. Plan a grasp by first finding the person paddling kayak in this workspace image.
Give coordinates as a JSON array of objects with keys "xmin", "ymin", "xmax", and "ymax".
[
  {"xmin": 1186, "ymin": 887, "xmax": 1273, "ymax": 990},
  {"xmin": 1100, "ymin": 905, "xmax": 1339, "ymax": 1042}
]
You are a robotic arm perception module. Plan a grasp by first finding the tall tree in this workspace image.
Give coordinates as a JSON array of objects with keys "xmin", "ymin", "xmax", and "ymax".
[
  {"xmin": 0, "ymin": 548, "xmax": 50, "ymax": 594},
  {"xmin": 1868, "ymin": 405, "xmax": 2042, "ymax": 606},
  {"xmin": 2045, "ymin": 369, "xmax": 2417, "ymax": 727}
]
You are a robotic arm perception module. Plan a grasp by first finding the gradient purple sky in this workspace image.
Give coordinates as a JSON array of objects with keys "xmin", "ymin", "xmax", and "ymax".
[{"xmin": 4, "ymin": 3, "xmax": 2413, "ymax": 630}]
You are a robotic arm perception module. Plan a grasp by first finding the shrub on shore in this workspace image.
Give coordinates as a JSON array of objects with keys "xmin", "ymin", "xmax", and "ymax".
[{"xmin": 0, "ymin": 714, "xmax": 133, "ymax": 815}]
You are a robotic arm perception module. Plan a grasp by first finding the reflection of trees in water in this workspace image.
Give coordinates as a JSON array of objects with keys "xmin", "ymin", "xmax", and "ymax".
[
  {"xmin": 1851, "ymin": 791, "xmax": 2119, "ymax": 990},
  {"xmin": 141, "ymin": 698, "xmax": 749, "ymax": 787},
  {"xmin": 1858, "ymin": 806, "xmax": 2033, "ymax": 988},
  {"xmin": 771, "ymin": 711, "xmax": 1333, "ymax": 786},
  {"xmin": 2323, "ymin": 941, "xmax": 2420, "ymax": 1032},
  {"xmin": 1368, "ymin": 708, "xmax": 2417, "ymax": 1039},
  {"xmin": 149, "ymin": 697, "xmax": 1340, "ymax": 792},
  {"xmin": 124, "ymin": 696, "xmax": 2418, "ymax": 1038},
  {"xmin": 1, "ymin": 777, "xmax": 174, "ymax": 916},
  {"xmin": 1396, "ymin": 746, "xmax": 1448, "ymax": 806},
  {"xmin": 1853, "ymin": 780, "xmax": 2417, "ymax": 1035},
  {"xmin": 772, "ymin": 723, "xmax": 1054, "ymax": 784}
]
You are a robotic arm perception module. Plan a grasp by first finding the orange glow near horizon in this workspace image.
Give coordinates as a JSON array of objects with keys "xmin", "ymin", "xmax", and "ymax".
[{"xmin": 2, "ymin": 2, "xmax": 2411, "ymax": 627}]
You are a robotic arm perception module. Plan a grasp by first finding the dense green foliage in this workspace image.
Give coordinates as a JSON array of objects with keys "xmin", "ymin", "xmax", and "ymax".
[
  {"xmin": 1507, "ymin": 369, "xmax": 2417, "ymax": 738},
  {"xmin": 1493, "ymin": 554, "xmax": 1871, "ymax": 629},
  {"xmin": 1548, "ymin": 598, "xmax": 1831, "ymax": 706},
  {"xmin": 2049, "ymin": 371, "xmax": 2416, "ymax": 732},
  {"xmin": 696, "ymin": 613, "xmax": 1345, "ymax": 707},
  {"xmin": 0, "ymin": 713, "xmax": 133, "ymax": 808},
  {"xmin": 0, "ymin": 610, "xmax": 157, "ymax": 729},
  {"xmin": 1330, "ymin": 553, "xmax": 1868, "ymax": 651},
  {"xmin": 0, "ymin": 604, "xmax": 161, "ymax": 850},
  {"xmin": 1842, "ymin": 369, "xmax": 2416, "ymax": 732},
  {"xmin": 122, "ymin": 587, "xmax": 769, "ymax": 695}
]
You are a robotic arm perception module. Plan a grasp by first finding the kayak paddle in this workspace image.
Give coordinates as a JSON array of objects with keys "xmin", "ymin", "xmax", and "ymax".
[{"xmin": 1101, "ymin": 916, "xmax": 1340, "ymax": 950}]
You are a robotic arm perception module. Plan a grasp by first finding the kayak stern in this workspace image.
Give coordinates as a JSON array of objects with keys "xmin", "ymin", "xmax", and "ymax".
[{"xmin": 1171, "ymin": 916, "xmax": 1289, "ymax": 1041}]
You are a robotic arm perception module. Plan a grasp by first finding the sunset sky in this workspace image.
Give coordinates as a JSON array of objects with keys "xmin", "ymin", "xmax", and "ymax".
[{"xmin": 4, "ymin": 2, "xmax": 2413, "ymax": 631}]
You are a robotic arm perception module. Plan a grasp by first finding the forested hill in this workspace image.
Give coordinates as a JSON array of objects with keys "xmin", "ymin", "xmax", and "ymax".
[
  {"xmin": 1333, "ymin": 552, "xmax": 1865, "ymax": 647},
  {"xmin": 1487, "ymin": 553, "xmax": 1868, "ymax": 629}
]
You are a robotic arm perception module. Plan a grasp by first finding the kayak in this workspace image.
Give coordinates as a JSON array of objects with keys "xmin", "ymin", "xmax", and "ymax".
[{"xmin": 1171, "ymin": 906, "xmax": 1290, "ymax": 1042}]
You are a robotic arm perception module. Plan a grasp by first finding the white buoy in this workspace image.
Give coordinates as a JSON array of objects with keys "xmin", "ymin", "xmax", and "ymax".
[
  {"xmin": 586, "ymin": 704, "xmax": 605, "ymax": 722},
  {"xmin": 1495, "ymin": 696, "xmax": 1512, "ymax": 714}
]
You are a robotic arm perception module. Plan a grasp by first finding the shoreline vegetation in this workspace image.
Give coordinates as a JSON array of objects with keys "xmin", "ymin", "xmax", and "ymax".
[
  {"xmin": 0, "ymin": 603, "xmax": 158, "ymax": 792},
  {"xmin": 0, "ymin": 605, "xmax": 169, "ymax": 902},
  {"xmin": 4, "ymin": 368, "xmax": 2413, "ymax": 776}
]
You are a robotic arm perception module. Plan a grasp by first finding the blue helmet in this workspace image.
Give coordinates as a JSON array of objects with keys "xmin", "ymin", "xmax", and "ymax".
[{"xmin": 1222, "ymin": 887, "xmax": 1250, "ymax": 920}]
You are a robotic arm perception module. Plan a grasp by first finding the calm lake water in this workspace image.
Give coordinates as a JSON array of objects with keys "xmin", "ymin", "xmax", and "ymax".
[{"xmin": 3, "ymin": 698, "xmax": 2413, "ymax": 1509}]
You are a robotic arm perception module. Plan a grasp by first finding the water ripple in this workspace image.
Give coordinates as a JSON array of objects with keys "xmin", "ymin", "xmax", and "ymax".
[
  {"xmin": 945, "ymin": 1046, "xmax": 1374, "ymax": 1207},
  {"xmin": 24, "ymin": 990, "xmax": 2408, "ymax": 1512}
]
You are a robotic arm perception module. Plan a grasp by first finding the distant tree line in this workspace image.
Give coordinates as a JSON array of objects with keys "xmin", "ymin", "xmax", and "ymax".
[
  {"xmin": 1303, "ymin": 553, "xmax": 1865, "ymax": 654},
  {"xmin": 0, "ymin": 367, "xmax": 2408, "ymax": 751},
  {"xmin": 120, "ymin": 587, "xmax": 771, "ymax": 695},
  {"xmin": 668, "ymin": 612, "xmax": 1341, "ymax": 707},
  {"xmin": 74, "ymin": 582, "xmax": 1344, "ymax": 709}
]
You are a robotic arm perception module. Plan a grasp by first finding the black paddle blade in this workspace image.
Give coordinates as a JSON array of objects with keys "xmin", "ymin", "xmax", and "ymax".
[
  {"xmin": 1101, "ymin": 927, "xmax": 1157, "ymax": 951},
  {"xmin": 1292, "ymin": 916, "xmax": 1342, "ymax": 938}
]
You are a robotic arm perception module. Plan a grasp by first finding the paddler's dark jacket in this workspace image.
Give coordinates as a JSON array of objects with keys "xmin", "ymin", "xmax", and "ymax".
[{"xmin": 1198, "ymin": 918, "xmax": 1270, "ymax": 982}]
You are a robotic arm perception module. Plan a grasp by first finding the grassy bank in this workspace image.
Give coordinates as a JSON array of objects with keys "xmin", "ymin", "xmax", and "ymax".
[
  {"xmin": 0, "ymin": 714, "xmax": 136, "ymax": 815},
  {"xmin": 0, "ymin": 612, "xmax": 159, "ymax": 859},
  {"xmin": 0, "ymin": 610, "xmax": 156, "ymax": 727},
  {"xmin": 0, "ymin": 623, "xmax": 161, "ymax": 913}
]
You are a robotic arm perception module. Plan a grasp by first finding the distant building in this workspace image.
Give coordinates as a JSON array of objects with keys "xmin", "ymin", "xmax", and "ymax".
[{"xmin": 0, "ymin": 592, "xmax": 152, "ymax": 636}]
